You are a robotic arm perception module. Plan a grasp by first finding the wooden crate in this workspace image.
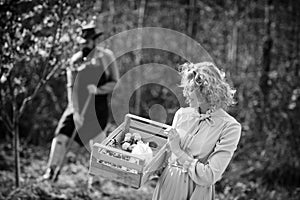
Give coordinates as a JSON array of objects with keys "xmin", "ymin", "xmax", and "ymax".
[{"xmin": 89, "ymin": 114, "xmax": 171, "ymax": 189}]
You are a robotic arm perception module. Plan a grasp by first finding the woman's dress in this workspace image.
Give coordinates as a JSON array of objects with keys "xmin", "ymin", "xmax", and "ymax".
[{"xmin": 152, "ymin": 107, "xmax": 241, "ymax": 200}]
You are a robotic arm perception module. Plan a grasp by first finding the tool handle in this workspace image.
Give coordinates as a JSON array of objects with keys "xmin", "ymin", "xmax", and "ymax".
[{"xmin": 52, "ymin": 93, "xmax": 93, "ymax": 181}]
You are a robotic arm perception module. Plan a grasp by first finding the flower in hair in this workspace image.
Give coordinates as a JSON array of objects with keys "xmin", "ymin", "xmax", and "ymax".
[
  {"xmin": 193, "ymin": 71, "xmax": 208, "ymax": 88},
  {"xmin": 183, "ymin": 62, "xmax": 192, "ymax": 68},
  {"xmin": 185, "ymin": 62, "xmax": 197, "ymax": 80}
]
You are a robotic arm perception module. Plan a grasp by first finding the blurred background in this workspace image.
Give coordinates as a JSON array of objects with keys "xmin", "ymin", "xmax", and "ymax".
[{"xmin": 0, "ymin": 0, "xmax": 299, "ymax": 199}]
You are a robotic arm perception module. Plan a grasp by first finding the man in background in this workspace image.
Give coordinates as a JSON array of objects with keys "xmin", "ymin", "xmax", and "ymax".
[{"xmin": 42, "ymin": 20, "xmax": 119, "ymax": 181}]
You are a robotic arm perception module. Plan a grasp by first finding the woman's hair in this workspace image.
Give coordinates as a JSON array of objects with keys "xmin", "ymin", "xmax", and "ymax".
[{"xmin": 179, "ymin": 62, "xmax": 236, "ymax": 110}]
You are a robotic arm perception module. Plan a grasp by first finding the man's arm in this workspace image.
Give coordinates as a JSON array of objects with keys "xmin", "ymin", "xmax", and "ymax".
[
  {"xmin": 67, "ymin": 51, "xmax": 83, "ymax": 110},
  {"xmin": 97, "ymin": 48, "xmax": 120, "ymax": 94}
]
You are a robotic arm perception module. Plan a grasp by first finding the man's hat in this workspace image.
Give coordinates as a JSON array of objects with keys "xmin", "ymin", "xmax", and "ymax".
[{"xmin": 79, "ymin": 21, "xmax": 103, "ymax": 43}]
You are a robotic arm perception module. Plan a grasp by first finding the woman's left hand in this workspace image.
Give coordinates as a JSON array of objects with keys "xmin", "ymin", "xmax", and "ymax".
[{"xmin": 165, "ymin": 128, "xmax": 182, "ymax": 155}]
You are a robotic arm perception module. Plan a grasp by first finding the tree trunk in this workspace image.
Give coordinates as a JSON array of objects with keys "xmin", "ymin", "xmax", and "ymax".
[
  {"xmin": 108, "ymin": 0, "xmax": 115, "ymax": 27},
  {"xmin": 228, "ymin": 25, "xmax": 239, "ymax": 72},
  {"xmin": 134, "ymin": 0, "xmax": 146, "ymax": 115},
  {"xmin": 294, "ymin": 0, "xmax": 299, "ymax": 77},
  {"xmin": 13, "ymin": 100, "xmax": 20, "ymax": 187},
  {"xmin": 187, "ymin": 0, "xmax": 197, "ymax": 37},
  {"xmin": 259, "ymin": 0, "xmax": 273, "ymax": 107},
  {"xmin": 228, "ymin": 0, "xmax": 239, "ymax": 74}
]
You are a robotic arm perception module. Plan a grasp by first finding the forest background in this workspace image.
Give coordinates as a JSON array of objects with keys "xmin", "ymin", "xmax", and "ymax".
[{"xmin": 0, "ymin": 0, "xmax": 299, "ymax": 199}]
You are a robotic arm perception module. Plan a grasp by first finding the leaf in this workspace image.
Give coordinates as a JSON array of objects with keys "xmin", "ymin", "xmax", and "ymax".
[
  {"xmin": 13, "ymin": 77, "xmax": 21, "ymax": 85},
  {"xmin": 0, "ymin": 75, "xmax": 7, "ymax": 83}
]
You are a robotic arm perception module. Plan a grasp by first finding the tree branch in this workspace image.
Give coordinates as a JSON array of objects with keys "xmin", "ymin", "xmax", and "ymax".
[
  {"xmin": 18, "ymin": 2, "xmax": 65, "ymax": 118},
  {"xmin": 0, "ymin": 84, "xmax": 12, "ymax": 132},
  {"xmin": 0, "ymin": 113, "xmax": 13, "ymax": 134},
  {"xmin": 18, "ymin": 54, "xmax": 61, "ymax": 117}
]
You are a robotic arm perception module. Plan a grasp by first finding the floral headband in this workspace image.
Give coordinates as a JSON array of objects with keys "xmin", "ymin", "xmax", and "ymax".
[
  {"xmin": 193, "ymin": 70, "xmax": 209, "ymax": 88},
  {"xmin": 184, "ymin": 62, "xmax": 209, "ymax": 89}
]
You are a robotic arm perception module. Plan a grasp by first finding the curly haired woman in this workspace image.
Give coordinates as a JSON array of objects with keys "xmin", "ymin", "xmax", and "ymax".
[{"xmin": 152, "ymin": 62, "xmax": 241, "ymax": 200}]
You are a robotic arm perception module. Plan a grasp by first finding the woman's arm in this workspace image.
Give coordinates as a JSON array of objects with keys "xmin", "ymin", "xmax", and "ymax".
[
  {"xmin": 182, "ymin": 122, "xmax": 241, "ymax": 186},
  {"xmin": 172, "ymin": 108, "xmax": 181, "ymax": 127}
]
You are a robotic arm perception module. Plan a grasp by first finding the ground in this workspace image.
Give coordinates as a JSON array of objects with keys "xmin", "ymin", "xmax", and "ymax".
[
  {"xmin": 0, "ymin": 142, "xmax": 299, "ymax": 200},
  {"xmin": 0, "ymin": 143, "xmax": 155, "ymax": 200}
]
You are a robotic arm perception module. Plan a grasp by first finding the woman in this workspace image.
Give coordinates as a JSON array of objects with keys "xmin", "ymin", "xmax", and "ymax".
[{"xmin": 152, "ymin": 62, "xmax": 241, "ymax": 200}]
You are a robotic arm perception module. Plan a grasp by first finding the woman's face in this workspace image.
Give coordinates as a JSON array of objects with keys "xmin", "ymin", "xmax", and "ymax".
[
  {"xmin": 187, "ymin": 90, "xmax": 199, "ymax": 108},
  {"xmin": 186, "ymin": 88, "xmax": 206, "ymax": 108}
]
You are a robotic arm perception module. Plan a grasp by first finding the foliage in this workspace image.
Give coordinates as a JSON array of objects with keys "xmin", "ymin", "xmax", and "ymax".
[
  {"xmin": 0, "ymin": 0, "xmax": 299, "ymax": 197},
  {"xmin": 1, "ymin": 143, "xmax": 299, "ymax": 200}
]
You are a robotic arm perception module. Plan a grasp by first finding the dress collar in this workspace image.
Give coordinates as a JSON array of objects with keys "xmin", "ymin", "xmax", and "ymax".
[
  {"xmin": 188, "ymin": 108, "xmax": 212, "ymax": 126},
  {"xmin": 189, "ymin": 107, "xmax": 228, "ymax": 126}
]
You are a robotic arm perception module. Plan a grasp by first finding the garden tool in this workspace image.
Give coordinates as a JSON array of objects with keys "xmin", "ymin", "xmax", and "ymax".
[{"xmin": 51, "ymin": 92, "xmax": 93, "ymax": 182}]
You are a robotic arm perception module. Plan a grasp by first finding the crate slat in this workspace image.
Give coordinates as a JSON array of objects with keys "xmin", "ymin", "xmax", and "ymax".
[
  {"xmin": 141, "ymin": 145, "xmax": 169, "ymax": 185},
  {"xmin": 126, "ymin": 114, "xmax": 170, "ymax": 129},
  {"xmin": 100, "ymin": 123, "xmax": 124, "ymax": 145},
  {"xmin": 92, "ymin": 147, "xmax": 144, "ymax": 172},
  {"xmin": 89, "ymin": 159, "xmax": 141, "ymax": 188},
  {"xmin": 130, "ymin": 120, "xmax": 167, "ymax": 139},
  {"xmin": 94, "ymin": 143, "xmax": 145, "ymax": 163}
]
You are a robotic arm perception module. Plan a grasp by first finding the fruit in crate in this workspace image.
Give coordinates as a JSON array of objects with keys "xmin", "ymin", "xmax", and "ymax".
[
  {"xmin": 121, "ymin": 132, "xmax": 143, "ymax": 152},
  {"xmin": 128, "ymin": 144, "xmax": 137, "ymax": 152},
  {"xmin": 124, "ymin": 133, "xmax": 132, "ymax": 142},
  {"xmin": 121, "ymin": 142, "xmax": 131, "ymax": 151},
  {"xmin": 131, "ymin": 141, "xmax": 153, "ymax": 164},
  {"xmin": 132, "ymin": 132, "xmax": 142, "ymax": 142}
]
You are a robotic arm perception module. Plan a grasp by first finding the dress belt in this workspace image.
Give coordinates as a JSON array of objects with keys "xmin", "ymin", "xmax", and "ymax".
[{"xmin": 168, "ymin": 161, "xmax": 188, "ymax": 173}]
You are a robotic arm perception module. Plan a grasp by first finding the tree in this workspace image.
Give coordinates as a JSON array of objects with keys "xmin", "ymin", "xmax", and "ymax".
[
  {"xmin": 134, "ymin": 0, "xmax": 147, "ymax": 115},
  {"xmin": 0, "ymin": 0, "xmax": 97, "ymax": 187}
]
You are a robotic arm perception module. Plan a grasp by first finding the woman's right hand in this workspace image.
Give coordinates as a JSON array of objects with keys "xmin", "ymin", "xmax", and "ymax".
[
  {"xmin": 74, "ymin": 111, "xmax": 84, "ymax": 128},
  {"xmin": 165, "ymin": 127, "xmax": 182, "ymax": 155}
]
